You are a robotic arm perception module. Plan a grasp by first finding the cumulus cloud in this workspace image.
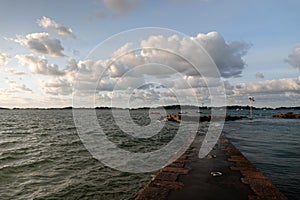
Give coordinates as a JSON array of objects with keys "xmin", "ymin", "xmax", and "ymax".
[
  {"xmin": 35, "ymin": 31, "xmax": 251, "ymax": 108},
  {"xmin": 233, "ymin": 76, "xmax": 300, "ymax": 96},
  {"xmin": 195, "ymin": 32, "xmax": 251, "ymax": 78},
  {"xmin": 97, "ymin": 84, "xmax": 187, "ymax": 108},
  {"xmin": 103, "ymin": 0, "xmax": 140, "ymax": 14},
  {"xmin": 255, "ymin": 72, "xmax": 264, "ymax": 79},
  {"xmin": 16, "ymin": 54, "xmax": 65, "ymax": 76},
  {"xmin": 65, "ymin": 59, "xmax": 106, "ymax": 83},
  {"xmin": 14, "ymin": 32, "xmax": 64, "ymax": 57},
  {"xmin": 14, "ymin": 84, "xmax": 33, "ymax": 92},
  {"xmin": 5, "ymin": 80, "xmax": 33, "ymax": 93},
  {"xmin": 286, "ymin": 46, "xmax": 300, "ymax": 70},
  {"xmin": 137, "ymin": 83, "xmax": 165, "ymax": 90},
  {"xmin": 40, "ymin": 78, "xmax": 72, "ymax": 95},
  {"xmin": 0, "ymin": 53, "xmax": 10, "ymax": 66},
  {"xmin": 109, "ymin": 64, "xmax": 129, "ymax": 77},
  {"xmin": 108, "ymin": 32, "xmax": 250, "ymax": 79},
  {"xmin": 1, "ymin": 68, "xmax": 26, "ymax": 75},
  {"xmin": 38, "ymin": 31, "xmax": 249, "ymax": 105},
  {"xmin": 37, "ymin": 16, "xmax": 76, "ymax": 38},
  {"xmin": 219, "ymin": 76, "xmax": 300, "ymax": 106}
]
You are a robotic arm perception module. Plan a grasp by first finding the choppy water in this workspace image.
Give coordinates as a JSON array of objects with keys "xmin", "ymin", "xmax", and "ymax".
[
  {"xmin": 225, "ymin": 109, "xmax": 300, "ymax": 200},
  {"xmin": 0, "ymin": 109, "xmax": 299, "ymax": 199},
  {"xmin": 0, "ymin": 109, "xmax": 152, "ymax": 200}
]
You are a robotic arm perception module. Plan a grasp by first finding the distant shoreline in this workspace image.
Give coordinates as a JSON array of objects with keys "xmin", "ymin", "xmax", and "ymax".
[{"xmin": 1, "ymin": 105, "xmax": 300, "ymax": 110}]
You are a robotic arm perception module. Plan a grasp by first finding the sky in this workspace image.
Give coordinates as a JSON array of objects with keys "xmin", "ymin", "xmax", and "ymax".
[{"xmin": 0, "ymin": 0, "xmax": 300, "ymax": 108}]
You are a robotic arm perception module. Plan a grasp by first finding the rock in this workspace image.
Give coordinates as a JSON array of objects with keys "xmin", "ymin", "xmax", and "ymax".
[
  {"xmin": 273, "ymin": 112, "xmax": 300, "ymax": 119},
  {"xmin": 163, "ymin": 114, "xmax": 181, "ymax": 122},
  {"xmin": 162, "ymin": 114, "xmax": 245, "ymax": 122}
]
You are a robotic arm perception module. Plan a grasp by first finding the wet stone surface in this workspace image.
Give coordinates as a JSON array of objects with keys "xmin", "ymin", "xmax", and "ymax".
[{"xmin": 136, "ymin": 133, "xmax": 287, "ymax": 200}]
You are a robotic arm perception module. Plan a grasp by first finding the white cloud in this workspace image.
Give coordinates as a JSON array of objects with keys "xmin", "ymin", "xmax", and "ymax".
[
  {"xmin": 65, "ymin": 59, "xmax": 106, "ymax": 83},
  {"xmin": 286, "ymin": 46, "xmax": 300, "ymax": 70},
  {"xmin": 1, "ymin": 68, "xmax": 26, "ymax": 75},
  {"xmin": 233, "ymin": 76, "xmax": 300, "ymax": 96},
  {"xmin": 4, "ymin": 80, "xmax": 33, "ymax": 93},
  {"xmin": 108, "ymin": 32, "xmax": 250, "ymax": 79},
  {"xmin": 67, "ymin": 31, "xmax": 249, "ymax": 93},
  {"xmin": 20, "ymin": 31, "xmax": 253, "ymax": 108},
  {"xmin": 219, "ymin": 76, "xmax": 300, "ymax": 107},
  {"xmin": 14, "ymin": 32, "xmax": 65, "ymax": 57},
  {"xmin": 40, "ymin": 78, "xmax": 72, "ymax": 95},
  {"xmin": 39, "ymin": 58, "xmax": 111, "ymax": 96},
  {"xmin": 113, "ymin": 76, "xmax": 145, "ymax": 90},
  {"xmin": 41, "ymin": 31, "xmax": 250, "ymax": 108},
  {"xmin": 16, "ymin": 54, "xmax": 65, "ymax": 76},
  {"xmin": 14, "ymin": 83, "xmax": 33, "ymax": 92},
  {"xmin": 0, "ymin": 91, "xmax": 71, "ymax": 108},
  {"xmin": 103, "ymin": 0, "xmax": 140, "ymax": 14},
  {"xmin": 37, "ymin": 16, "xmax": 76, "ymax": 39},
  {"xmin": 109, "ymin": 64, "xmax": 129, "ymax": 77},
  {"xmin": 195, "ymin": 32, "xmax": 251, "ymax": 78},
  {"xmin": 0, "ymin": 53, "xmax": 10, "ymax": 66},
  {"xmin": 255, "ymin": 72, "xmax": 264, "ymax": 79}
]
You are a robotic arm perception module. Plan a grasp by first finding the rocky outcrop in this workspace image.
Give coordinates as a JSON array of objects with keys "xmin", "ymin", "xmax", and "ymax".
[
  {"xmin": 162, "ymin": 114, "xmax": 245, "ymax": 122},
  {"xmin": 163, "ymin": 115, "xmax": 181, "ymax": 122},
  {"xmin": 273, "ymin": 112, "xmax": 300, "ymax": 119}
]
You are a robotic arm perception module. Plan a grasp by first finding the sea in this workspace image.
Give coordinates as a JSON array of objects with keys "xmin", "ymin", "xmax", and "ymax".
[{"xmin": 0, "ymin": 108, "xmax": 299, "ymax": 200}]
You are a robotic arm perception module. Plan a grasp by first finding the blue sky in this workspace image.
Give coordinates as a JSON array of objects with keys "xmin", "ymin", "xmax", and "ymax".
[{"xmin": 0, "ymin": 0, "xmax": 300, "ymax": 108}]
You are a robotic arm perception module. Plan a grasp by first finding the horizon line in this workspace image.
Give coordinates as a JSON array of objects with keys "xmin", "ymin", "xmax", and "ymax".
[{"xmin": 1, "ymin": 104, "xmax": 300, "ymax": 110}]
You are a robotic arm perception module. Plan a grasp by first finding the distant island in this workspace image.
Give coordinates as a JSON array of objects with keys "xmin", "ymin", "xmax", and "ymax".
[{"xmin": 1, "ymin": 105, "xmax": 300, "ymax": 110}]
